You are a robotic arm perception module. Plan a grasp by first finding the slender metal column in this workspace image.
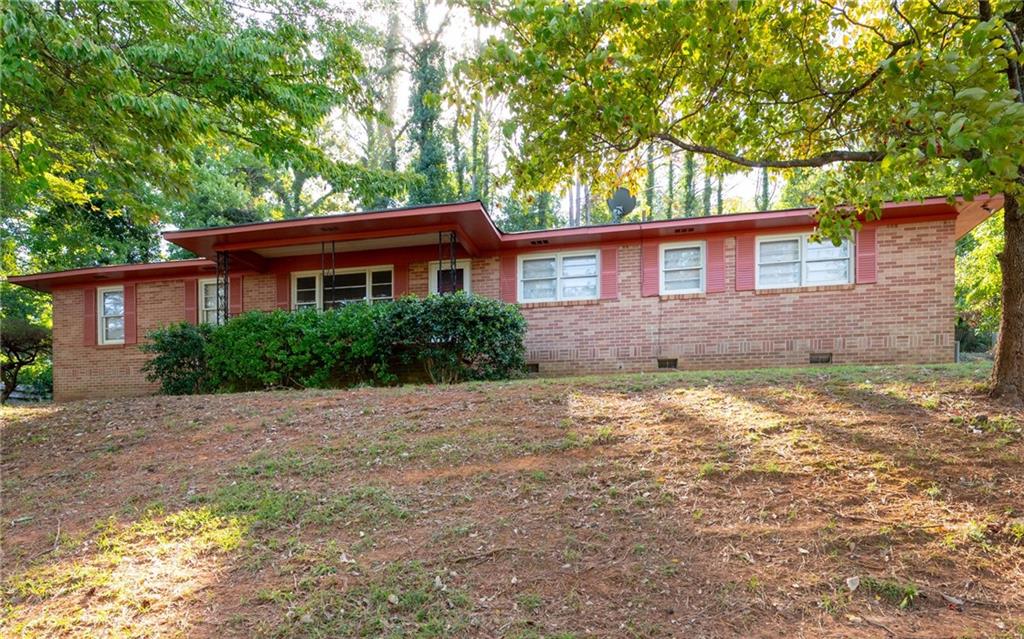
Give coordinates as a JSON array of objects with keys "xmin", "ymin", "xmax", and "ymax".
[{"xmin": 215, "ymin": 251, "xmax": 230, "ymax": 323}]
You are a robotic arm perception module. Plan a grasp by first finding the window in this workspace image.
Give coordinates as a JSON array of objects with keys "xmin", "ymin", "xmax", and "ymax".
[
  {"xmin": 756, "ymin": 234, "xmax": 853, "ymax": 289},
  {"xmin": 518, "ymin": 251, "xmax": 599, "ymax": 302},
  {"xmin": 199, "ymin": 279, "xmax": 227, "ymax": 325},
  {"xmin": 98, "ymin": 286, "xmax": 125, "ymax": 344},
  {"xmin": 428, "ymin": 260, "xmax": 472, "ymax": 294},
  {"xmin": 292, "ymin": 267, "xmax": 393, "ymax": 310},
  {"xmin": 660, "ymin": 241, "xmax": 705, "ymax": 294}
]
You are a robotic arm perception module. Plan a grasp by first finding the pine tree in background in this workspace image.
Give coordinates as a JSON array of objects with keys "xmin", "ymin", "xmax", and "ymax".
[
  {"xmin": 702, "ymin": 166, "xmax": 712, "ymax": 217},
  {"xmin": 682, "ymin": 152, "xmax": 696, "ymax": 217},
  {"xmin": 755, "ymin": 167, "xmax": 771, "ymax": 210},
  {"xmin": 645, "ymin": 143, "xmax": 655, "ymax": 217},
  {"xmin": 666, "ymin": 151, "xmax": 675, "ymax": 219},
  {"xmin": 451, "ymin": 100, "xmax": 466, "ymax": 198},
  {"xmin": 407, "ymin": 0, "xmax": 454, "ymax": 205}
]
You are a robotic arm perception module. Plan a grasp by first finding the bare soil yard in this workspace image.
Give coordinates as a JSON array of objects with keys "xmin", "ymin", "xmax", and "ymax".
[{"xmin": 2, "ymin": 363, "xmax": 1022, "ymax": 638}]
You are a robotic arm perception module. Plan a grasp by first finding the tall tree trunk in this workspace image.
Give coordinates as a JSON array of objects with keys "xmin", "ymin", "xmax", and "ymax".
[
  {"xmin": 988, "ymin": 0, "xmax": 1022, "ymax": 400},
  {"xmin": 645, "ymin": 143, "xmax": 655, "ymax": 215},
  {"xmin": 992, "ymin": 193, "xmax": 1024, "ymax": 400},
  {"xmin": 702, "ymin": 165, "xmax": 712, "ymax": 216},
  {"xmin": 666, "ymin": 153, "xmax": 674, "ymax": 220}
]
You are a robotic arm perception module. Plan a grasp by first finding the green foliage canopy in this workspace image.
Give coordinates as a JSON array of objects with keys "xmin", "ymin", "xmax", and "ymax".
[
  {"xmin": 1, "ymin": 0, "xmax": 373, "ymax": 219},
  {"xmin": 467, "ymin": 0, "xmax": 1024, "ymax": 236}
]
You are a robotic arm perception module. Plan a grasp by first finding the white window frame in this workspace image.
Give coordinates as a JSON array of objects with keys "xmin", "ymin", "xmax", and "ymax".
[
  {"xmin": 517, "ymin": 250, "xmax": 600, "ymax": 303},
  {"xmin": 198, "ymin": 278, "xmax": 227, "ymax": 325},
  {"xmin": 97, "ymin": 285, "xmax": 125, "ymax": 345},
  {"xmin": 755, "ymin": 233, "xmax": 854, "ymax": 290},
  {"xmin": 291, "ymin": 266, "xmax": 394, "ymax": 310},
  {"xmin": 428, "ymin": 259, "xmax": 473, "ymax": 295},
  {"xmin": 659, "ymin": 241, "xmax": 706, "ymax": 295}
]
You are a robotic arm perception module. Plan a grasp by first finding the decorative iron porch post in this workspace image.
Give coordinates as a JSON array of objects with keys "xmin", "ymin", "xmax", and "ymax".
[{"xmin": 215, "ymin": 251, "xmax": 230, "ymax": 324}]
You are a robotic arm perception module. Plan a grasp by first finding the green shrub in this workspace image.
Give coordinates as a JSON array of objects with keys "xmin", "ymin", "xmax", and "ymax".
[
  {"xmin": 379, "ymin": 292, "xmax": 527, "ymax": 383},
  {"xmin": 20, "ymin": 360, "xmax": 53, "ymax": 397},
  {"xmin": 141, "ymin": 322, "xmax": 214, "ymax": 395},
  {"xmin": 205, "ymin": 306, "xmax": 390, "ymax": 392},
  {"xmin": 142, "ymin": 294, "xmax": 526, "ymax": 394}
]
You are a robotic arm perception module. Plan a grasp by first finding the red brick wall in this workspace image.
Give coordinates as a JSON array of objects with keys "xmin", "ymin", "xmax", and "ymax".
[
  {"xmin": 518, "ymin": 221, "xmax": 955, "ymax": 373},
  {"xmin": 53, "ymin": 280, "xmax": 187, "ymax": 401},
  {"xmin": 49, "ymin": 220, "xmax": 955, "ymax": 400}
]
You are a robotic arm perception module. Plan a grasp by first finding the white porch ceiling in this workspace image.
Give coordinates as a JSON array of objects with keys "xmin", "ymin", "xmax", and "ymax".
[{"xmin": 255, "ymin": 232, "xmax": 445, "ymax": 258}]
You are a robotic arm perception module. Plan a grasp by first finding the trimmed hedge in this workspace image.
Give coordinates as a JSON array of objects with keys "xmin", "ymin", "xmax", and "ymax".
[{"xmin": 142, "ymin": 292, "xmax": 526, "ymax": 394}]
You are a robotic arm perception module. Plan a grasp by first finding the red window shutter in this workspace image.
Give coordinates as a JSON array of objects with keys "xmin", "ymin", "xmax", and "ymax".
[
  {"xmin": 600, "ymin": 246, "xmax": 618, "ymax": 300},
  {"xmin": 183, "ymin": 278, "xmax": 198, "ymax": 324},
  {"xmin": 229, "ymin": 276, "xmax": 243, "ymax": 316},
  {"xmin": 393, "ymin": 263, "xmax": 410, "ymax": 298},
  {"xmin": 856, "ymin": 226, "xmax": 877, "ymax": 284},
  {"xmin": 735, "ymin": 234, "xmax": 756, "ymax": 291},
  {"xmin": 706, "ymin": 238, "xmax": 726, "ymax": 293},
  {"xmin": 275, "ymin": 273, "xmax": 290, "ymax": 310},
  {"xmin": 499, "ymin": 254, "xmax": 517, "ymax": 303},
  {"xmin": 83, "ymin": 286, "xmax": 97, "ymax": 346},
  {"xmin": 123, "ymin": 284, "xmax": 138, "ymax": 345},
  {"xmin": 641, "ymin": 240, "xmax": 660, "ymax": 297}
]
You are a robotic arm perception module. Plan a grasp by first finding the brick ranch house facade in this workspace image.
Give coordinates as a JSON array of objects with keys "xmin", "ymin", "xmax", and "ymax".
[{"xmin": 8, "ymin": 196, "xmax": 1001, "ymax": 401}]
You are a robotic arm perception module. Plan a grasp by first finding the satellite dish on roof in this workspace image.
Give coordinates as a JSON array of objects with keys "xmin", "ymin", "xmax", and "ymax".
[{"xmin": 607, "ymin": 188, "xmax": 637, "ymax": 222}]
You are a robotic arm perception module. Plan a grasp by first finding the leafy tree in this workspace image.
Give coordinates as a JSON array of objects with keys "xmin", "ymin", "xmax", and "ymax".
[
  {"xmin": 1, "ymin": 318, "xmax": 51, "ymax": 403},
  {"xmin": 498, "ymin": 192, "xmax": 559, "ymax": 231},
  {"xmin": 407, "ymin": 0, "xmax": 455, "ymax": 205},
  {"xmin": 22, "ymin": 197, "xmax": 161, "ymax": 270},
  {"xmin": 682, "ymin": 152, "xmax": 696, "ymax": 217},
  {"xmin": 468, "ymin": 0, "xmax": 1024, "ymax": 398},
  {"xmin": 2, "ymin": 0, "xmax": 373, "ymax": 222},
  {"xmin": 957, "ymin": 213, "xmax": 1004, "ymax": 334}
]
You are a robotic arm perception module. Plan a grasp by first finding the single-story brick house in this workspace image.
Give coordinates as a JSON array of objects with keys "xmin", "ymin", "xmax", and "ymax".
[{"xmin": 8, "ymin": 196, "xmax": 1001, "ymax": 401}]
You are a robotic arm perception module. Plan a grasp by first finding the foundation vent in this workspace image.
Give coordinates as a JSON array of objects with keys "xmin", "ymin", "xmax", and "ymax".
[
  {"xmin": 526, "ymin": 363, "xmax": 540, "ymax": 374},
  {"xmin": 657, "ymin": 358, "xmax": 679, "ymax": 369},
  {"xmin": 809, "ymin": 352, "xmax": 833, "ymax": 364}
]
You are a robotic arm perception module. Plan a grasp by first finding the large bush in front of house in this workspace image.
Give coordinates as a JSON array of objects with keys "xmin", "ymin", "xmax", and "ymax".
[
  {"xmin": 141, "ymin": 322, "xmax": 215, "ymax": 395},
  {"xmin": 205, "ymin": 305, "xmax": 387, "ymax": 392},
  {"xmin": 141, "ymin": 293, "xmax": 526, "ymax": 394},
  {"xmin": 377, "ymin": 292, "xmax": 528, "ymax": 383}
]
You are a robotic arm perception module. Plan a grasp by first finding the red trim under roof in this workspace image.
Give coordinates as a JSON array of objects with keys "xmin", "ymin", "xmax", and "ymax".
[
  {"xmin": 164, "ymin": 200, "xmax": 504, "ymax": 258},
  {"xmin": 6, "ymin": 195, "xmax": 1002, "ymax": 293},
  {"xmin": 6, "ymin": 259, "xmax": 216, "ymax": 293}
]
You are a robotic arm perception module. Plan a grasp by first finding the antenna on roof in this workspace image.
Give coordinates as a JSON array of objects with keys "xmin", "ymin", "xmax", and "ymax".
[{"xmin": 607, "ymin": 188, "xmax": 637, "ymax": 223}]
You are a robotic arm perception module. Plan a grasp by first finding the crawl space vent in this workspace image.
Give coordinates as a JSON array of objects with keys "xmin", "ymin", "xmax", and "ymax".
[
  {"xmin": 809, "ymin": 352, "xmax": 833, "ymax": 364},
  {"xmin": 657, "ymin": 358, "xmax": 679, "ymax": 369}
]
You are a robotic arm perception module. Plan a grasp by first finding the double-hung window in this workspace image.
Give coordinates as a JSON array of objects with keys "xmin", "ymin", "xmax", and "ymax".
[
  {"xmin": 292, "ymin": 267, "xmax": 393, "ymax": 310},
  {"xmin": 519, "ymin": 251, "xmax": 599, "ymax": 302},
  {"xmin": 660, "ymin": 242, "xmax": 705, "ymax": 294},
  {"xmin": 198, "ymin": 279, "xmax": 227, "ymax": 325},
  {"xmin": 756, "ymin": 233, "xmax": 853, "ymax": 289},
  {"xmin": 98, "ymin": 286, "xmax": 125, "ymax": 344}
]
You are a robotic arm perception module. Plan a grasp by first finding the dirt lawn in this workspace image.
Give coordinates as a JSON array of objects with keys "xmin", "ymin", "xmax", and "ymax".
[{"xmin": 2, "ymin": 363, "xmax": 1023, "ymax": 638}]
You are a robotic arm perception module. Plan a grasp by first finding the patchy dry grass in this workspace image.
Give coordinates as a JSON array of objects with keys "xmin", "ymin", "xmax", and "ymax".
[{"xmin": 2, "ymin": 362, "xmax": 1023, "ymax": 638}]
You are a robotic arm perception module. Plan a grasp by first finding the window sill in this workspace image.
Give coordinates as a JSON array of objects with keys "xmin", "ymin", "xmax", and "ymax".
[
  {"xmin": 519, "ymin": 299, "xmax": 601, "ymax": 309},
  {"xmin": 659, "ymin": 292, "xmax": 707, "ymax": 301},
  {"xmin": 755, "ymin": 283, "xmax": 855, "ymax": 295},
  {"xmin": 96, "ymin": 343, "xmax": 126, "ymax": 349}
]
